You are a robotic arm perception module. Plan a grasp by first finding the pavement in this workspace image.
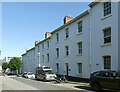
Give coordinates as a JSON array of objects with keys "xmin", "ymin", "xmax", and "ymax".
[{"xmin": 0, "ymin": 76, "xmax": 2, "ymax": 92}]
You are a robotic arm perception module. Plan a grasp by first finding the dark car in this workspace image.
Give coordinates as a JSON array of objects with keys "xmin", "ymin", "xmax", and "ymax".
[
  {"xmin": 90, "ymin": 70, "xmax": 120, "ymax": 91},
  {"xmin": 22, "ymin": 72, "xmax": 27, "ymax": 78}
]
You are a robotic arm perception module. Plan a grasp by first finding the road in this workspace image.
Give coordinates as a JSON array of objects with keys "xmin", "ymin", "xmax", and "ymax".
[
  {"xmin": 1, "ymin": 76, "xmax": 115, "ymax": 92},
  {"xmin": 1, "ymin": 76, "xmax": 92, "ymax": 91}
]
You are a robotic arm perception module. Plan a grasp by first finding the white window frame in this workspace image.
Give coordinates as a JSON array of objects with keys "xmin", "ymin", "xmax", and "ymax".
[
  {"xmin": 65, "ymin": 28, "xmax": 69, "ymax": 38},
  {"xmin": 103, "ymin": 56, "xmax": 111, "ymax": 69},
  {"xmin": 77, "ymin": 63, "xmax": 82, "ymax": 74},
  {"xmin": 56, "ymin": 33, "xmax": 59, "ymax": 42},
  {"xmin": 103, "ymin": 27, "xmax": 111, "ymax": 44},
  {"xmin": 78, "ymin": 21, "xmax": 82, "ymax": 33},
  {"xmin": 65, "ymin": 46, "xmax": 69, "ymax": 56},
  {"xmin": 47, "ymin": 41, "xmax": 49, "ymax": 49},
  {"xmin": 103, "ymin": 2, "xmax": 111, "ymax": 17},
  {"xmin": 77, "ymin": 42, "xmax": 82, "ymax": 55},
  {"xmin": 56, "ymin": 48, "xmax": 59, "ymax": 57},
  {"xmin": 42, "ymin": 43, "xmax": 44, "ymax": 50}
]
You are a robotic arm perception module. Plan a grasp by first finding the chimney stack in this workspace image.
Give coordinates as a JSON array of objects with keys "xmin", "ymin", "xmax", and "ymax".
[
  {"xmin": 64, "ymin": 16, "xmax": 72, "ymax": 24},
  {"xmin": 25, "ymin": 48, "xmax": 28, "ymax": 52},
  {"xmin": 45, "ymin": 32, "xmax": 51, "ymax": 38},
  {"xmin": 35, "ymin": 40, "xmax": 40, "ymax": 46}
]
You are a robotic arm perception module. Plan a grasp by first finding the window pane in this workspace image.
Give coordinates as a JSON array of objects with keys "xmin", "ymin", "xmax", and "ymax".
[
  {"xmin": 66, "ymin": 28, "xmax": 69, "ymax": 38},
  {"xmin": 78, "ymin": 42, "xmax": 82, "ymax": 54},
  {"xmin": 78, "ymin": 63, "xmax": 82, "ymax": 74},
  {"xmin": 104, "ymin": 2, "xmax": 111, "ymax": 16},
  {"xmin": 104, "ymin": 56, "xmax": 111, "ymax": 69},
  {"xmin": 56, "ymin": 48, "xmax": 59, "ymax": 57},
  {"xmin": 78, "ymin": 21, "xmax": 82, "ymax": 33},
  {"xmin": 56, "ymin": 33, "xmax": 59, "ymax": 41},
  {"xmin": 65, "ymin": 46, "xmax": 69, "ymax": 55},
  {"xmin": 103, "ymin": 28, "xmax": 111, "ymax": 44}
]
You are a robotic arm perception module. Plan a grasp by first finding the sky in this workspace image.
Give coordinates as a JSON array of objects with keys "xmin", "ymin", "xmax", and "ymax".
[{"xmin": 1, "ymin": 2, "xmax": 91, "ymax": 59}]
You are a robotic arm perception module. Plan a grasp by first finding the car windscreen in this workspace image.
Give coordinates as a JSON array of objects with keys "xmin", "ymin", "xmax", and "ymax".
[
  {"xmin": 28, "ymin": 73, "xmax": 34, "ymax": 75},
  {"xmin": 23, "ymin": 73, "xmax": 27, "ymax": 75},
  {"xmin": 44, "ymin": 70, "xmax": 54, "ymax": 74},
  {"xmin": 43, "ymin": 67, "xmax": 51, "ymax": 69}
]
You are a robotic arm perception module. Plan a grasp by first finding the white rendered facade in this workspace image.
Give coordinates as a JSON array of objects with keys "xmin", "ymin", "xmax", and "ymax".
[
  {"xmin": 90, "ymin": 2, "xmax": 119, "ymax": 73},
  {"xmin": 22, "ymin": 47, "xmax": 36, "ymax": 73},
  {"xmin": 22, "ymin": 2, "xmax": 120, "ymax": 78}
]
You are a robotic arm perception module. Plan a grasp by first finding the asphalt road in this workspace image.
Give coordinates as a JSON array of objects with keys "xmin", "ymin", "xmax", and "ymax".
[
  {"xmin": 11, "ymin": 77, "xmax": 73, "ymax": 90},
  {"xmin": 2, "ymin": 76, "xmax": 116, "ymax": 92},
  {"xmin": 10, "ymin": 76, "xmax": 94, "ymax": 92},
  {"xmin": 11, "ymin": 77, "xmax": 83, "ymax": 90}
]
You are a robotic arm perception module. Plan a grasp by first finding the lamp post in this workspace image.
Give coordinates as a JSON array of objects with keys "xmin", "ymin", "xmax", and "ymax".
[{"xmin": 38, "ymin": 53, "xmax": 40, "ymax": 67}]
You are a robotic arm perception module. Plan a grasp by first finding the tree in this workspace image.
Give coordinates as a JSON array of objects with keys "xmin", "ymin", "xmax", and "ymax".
[
  {"xmin": 2, "ymin": 62, "xmax": 8, "ymax": 71},
  {"xmin": 9, "ymin": 57, "xmax": 21, "ymax": 73}
]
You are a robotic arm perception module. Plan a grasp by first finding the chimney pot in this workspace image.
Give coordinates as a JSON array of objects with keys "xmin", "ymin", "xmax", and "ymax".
[
  {"xmin": 25, "ymin": 48, "xmax": 28, "ymax": 52},
  {"xmin": 64, "ymin": 16, "xmax": 72, "ymax": 24},
  {"xmin": 35, "ymin": 40, "xmax": 40, "ymax": 46},
  {"xmin": 45, "ymin": 32, "xmax": 51, "ymax": 38}
]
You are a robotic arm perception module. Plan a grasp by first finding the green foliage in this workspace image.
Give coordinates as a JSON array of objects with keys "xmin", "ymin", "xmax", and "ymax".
[
  {"xmin": 9, "ymin": 57, "xmax": 21, "ymax": 71},
  {"xmin": 2, "ymin": 62, "xmax": 8, "ymax": 70}
]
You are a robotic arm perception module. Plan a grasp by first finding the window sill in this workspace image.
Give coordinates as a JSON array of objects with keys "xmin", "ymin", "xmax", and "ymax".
[
  {"xmin": 101, "ymin": 14, "xmax": 112, "ymax": 20},
  {"xmin": 76, "ymin": 54, "xmax": 82, "ymax": 56},
  {"xmin": 55, "ymin": 57, "xmax": 59, "ymax": 59},
  {"xmin": 55, "ymin": 41, "xmax": 59, "ymax": 44},
  {"xmin": 64, "ymin": 37, "xmax": 69, "ymax": 40},
  {"xmin": 64, "ymin": 55, "xmax": 69, "ymax": 58},
  {"xmin": 101, "ymin": 43, "xmax": 112, "ymax": 47},
  {"xmin": 77, "ymin": 32, "xmax": 83, "ymax": 35}
]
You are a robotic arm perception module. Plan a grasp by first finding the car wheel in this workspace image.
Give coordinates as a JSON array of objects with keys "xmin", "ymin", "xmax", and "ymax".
[
  {"xmin": 92, "ymin": 83, "xmax": 101, "ymax": 91},
  {"xmin": 35, "ymin": 76, "xmax": 39, "ymax": 80},
  {"xmin": 43, "ymin": 77, "xmax": 46, "ymax": 82}
]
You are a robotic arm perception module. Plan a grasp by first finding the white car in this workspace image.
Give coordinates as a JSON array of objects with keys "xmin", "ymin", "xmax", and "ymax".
[{"xmin": 25, "ymin": 72, "xmax": 35, "ymax": 79}]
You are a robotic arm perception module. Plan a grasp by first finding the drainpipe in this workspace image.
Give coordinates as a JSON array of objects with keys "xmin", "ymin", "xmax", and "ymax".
[
  {"xmin": 89, "ymin": 9, "xmax": 92, "ymax": 74},
  {"xmin": 38, "ymin": 53, "xmax": 40, "ymax": 67}
]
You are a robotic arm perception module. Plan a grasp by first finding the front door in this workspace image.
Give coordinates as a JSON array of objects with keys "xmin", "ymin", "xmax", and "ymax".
[
  {"xmin": 56, "ymin": 63, "xmax": 59, "ymax": 74},
  {"xmin": 65, "ymin": 63, "xmax": 69, "ymax": 77}
]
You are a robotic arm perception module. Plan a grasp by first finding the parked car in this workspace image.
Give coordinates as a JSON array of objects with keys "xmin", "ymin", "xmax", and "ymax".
[
  {"xmin": 22, "ymin": 72, "xmax": 27, "ymax": 78},
  {"xmin": 90, "ymin": 70, "xmax": 120, "ymax": 91},
  {"xmin": 6, "ymin": 73, "xmax": 16, "ymax": 75},
  {"xmin": 25, "ymin": 72, "xmax": 35, "ymax": 79},
  {"xmin": 35, "ymin": 66, "xmax": 57, "ymax": 81},
  {"xmin": 17, "ymin": 73, "xmax": 22, "ymax": 77}
]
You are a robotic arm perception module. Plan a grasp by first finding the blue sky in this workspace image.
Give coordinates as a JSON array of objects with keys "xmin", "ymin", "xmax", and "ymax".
[{"xmin": 2, "ymin": 2, "xmax": 90, "ymax": 58}]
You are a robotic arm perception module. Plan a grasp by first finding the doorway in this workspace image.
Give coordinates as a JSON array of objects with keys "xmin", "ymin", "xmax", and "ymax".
[{"xmin": 65, "ymin": 63, "xmax": 69, "ymax": 77}]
